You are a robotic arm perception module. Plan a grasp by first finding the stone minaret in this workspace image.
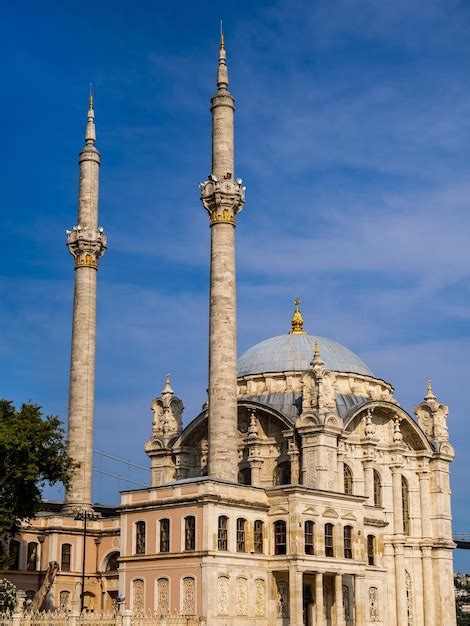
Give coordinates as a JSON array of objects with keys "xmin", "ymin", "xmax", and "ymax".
[
  {"xmin": 200, "ymin": 30, "xmax": 245, "ymax": 482},
  {"xmin": 64, "ymin": 93, "xmax": 107, "ymax": 511}
]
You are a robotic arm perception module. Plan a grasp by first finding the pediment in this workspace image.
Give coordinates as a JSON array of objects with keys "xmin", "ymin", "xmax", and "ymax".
[
  {"xmin": 269, "ymin": 506, "xmax": 289, "ymax": 516},
  {"xmin": 302, "ymin": 506, "xmax": 319, "ymax": 516},
  {"xmin": 341, "ymin": 511, "xmax": 357, "ymax": 521},
  {"xmin": 323, "ymin": 507, "xmax": 339, "ymax": 519}
]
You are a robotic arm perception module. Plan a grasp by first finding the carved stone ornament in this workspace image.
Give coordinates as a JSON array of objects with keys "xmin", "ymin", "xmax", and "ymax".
[
  {"xmin": 132, "ymin": 579, "xmax": 144, "ymax": 615},
  {"xmin": 182, "ymin": 577, "xmax": 195, "ymax": 616},
  {"xmin": 369, "ymin": 586, "xmax": 379, "ymax": 621},
  {"xmin": 200, "ymin": 174, "xmax": 245, "ymax": 226},
  {"xmin": 236, "ymin": 577, "xmax": 248, "ymax": 616},
  {"xmin": 255, "ymin": 579, "xmax": 265, "ymax": 617},
  {"xmin": 393, "ymin": 417, "xmax": 404, "ymax": 443},
  {"xmin": 156, "ymin": 578, "xmax": 169, "ymax": 616},
  {"xmin": 67, "ymin": 225, "xmax": 107, "ymax": 269},
  {"xmin": 150, "ymin": 375, "xmax": 183, "ymax": 446},
  {"xmin": 365, "ymin": 409, "xmax": 377, "ymax": 438},
  {"xmin": 217, "ymin": 576, "xmax": 230, "ymax": 616}
]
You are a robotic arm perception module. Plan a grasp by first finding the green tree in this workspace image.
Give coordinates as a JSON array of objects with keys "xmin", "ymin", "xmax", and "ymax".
[{"xmin": 0, "ymin": 400, "xmax": 74, "ymax": 539}]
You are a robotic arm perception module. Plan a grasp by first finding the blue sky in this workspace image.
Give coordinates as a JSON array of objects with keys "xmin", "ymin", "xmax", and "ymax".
[{"xmin": 2, "ymin": 0, "xmax": 470, "ymax": 569}]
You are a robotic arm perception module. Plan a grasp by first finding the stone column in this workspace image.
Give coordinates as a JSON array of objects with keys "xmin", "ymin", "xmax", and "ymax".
[
  {"xmin": 315, "ymin": 572, "xmax": 325, "ymax": 626},
  {"xmin": 200, "ymin": 33, "xmax": 245, "ymax": 482},
  {"xmin": 391, "ymin": 465, "xmax": 404, "ymax": 535},
  {"xmin": 354, "ymin": 575, "xmax": 365, "ymax": 626},
  {"xmin": 289, "ymin": 567, "xmax": 303, "ymax": 626},
  {"xmin": 393, "ymin": 543, "xmax": 407, "ymax": 626},
  {"xmin": 337, "ymin": 446, "xmax": 345, "ymax": 492},
  {"xmin": 64, "ymin": 94, "xmax": 106, "ymax": 512},
  {"xmin": 362, "ymin": 460, "xmax": 374, "ymax": 506},
  {"xmin": 421, "ymin": 546, "xmax": 435, "ymax": 626},
  {"xmin": 334, "ymin": 574, "xmax": 345, "ymax": 626},
  {"xmin": 418, "ymin": 467, "xmax": 432, "ymax": 539}
]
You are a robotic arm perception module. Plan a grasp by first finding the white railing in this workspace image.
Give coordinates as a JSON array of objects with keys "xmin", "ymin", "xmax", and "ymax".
[{"xmin": 0, "ymin": 613, "xmax": 205, "ymax": 626}]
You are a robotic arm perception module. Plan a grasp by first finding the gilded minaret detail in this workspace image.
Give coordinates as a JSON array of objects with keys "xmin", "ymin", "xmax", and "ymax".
[
  {"xmin": 200, "ymin": 30, "xmax": 245, "ymax": 481},
  {"xmin": 64, "ymin": 93, "xmax": 107, "ymax": 511}
]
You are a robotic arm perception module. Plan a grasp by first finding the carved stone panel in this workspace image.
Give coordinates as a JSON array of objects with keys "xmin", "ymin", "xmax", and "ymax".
[
  {"xmin": 132, "ymin": 579, "xmax": 144, "ymax": 615},
  {"xmin": 255, "ymin": 579, "xmax": 265, "ymax": 617},
  {"xmin": 182, "ymin": 577, "xmax": 195, "ymax": 616},
  {"xmin": 236, "ymin": 577, "xmax": 248, "ymax": 616},
  {"xmin": 277, "ymin": 580, "xmax": 289, "ymax": 618},
  {"xmin": 369, "ymin": 586, "xmax": 379, "ymax": 622},
  {"xmin": 217, "ymin": 576, "xmax": 230, "ymax": 616},
  {"xmin": 156, "ymin": 578, "xmax": 169, "ymax": 615}
]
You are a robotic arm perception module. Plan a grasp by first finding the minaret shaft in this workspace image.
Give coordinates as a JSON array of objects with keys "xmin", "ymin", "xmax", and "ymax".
[
  {"xmin": 201, "ymin": 32, "xmax": 245, "ymax": 482},
  {"xmin": 64, "ymin": 97, "xmax": 106, "ymax": 512}
]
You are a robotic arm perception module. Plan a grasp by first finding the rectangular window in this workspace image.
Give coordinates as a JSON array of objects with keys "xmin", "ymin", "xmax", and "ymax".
[
  {"xmin": 304, "ymin": 521, "xmax": 314, "ymax": 555},
  {"xmin": 185, "ymin": 516, "xmax": 196, "ymax": 551},
  {"xmin": 325, "ymin": 524, "xmax": 334, "ymax": 557},
  {"xmin": 61, "ymin": 544, "xmax": 71, "ymax": 571},
  {"xmin": 254, "ymin": 520, "xmax": 264, "ymax": 554},
  {"xmin": 9, "ymin": 541, "xmax": 20, "ymax": 570},
  {"xmin": 274, "ymin": 521, "xmax": 287, "ymax": 555},
  {"xmin": 26, "ymin": 542, "xmax": 38, "ymax": 571},
  {"xmin": 343, "ymin": 526, "xmax": 353, "ymax": 559},
  {"xmin": 160, "ymin": 519, "xmax": 170, "ymax": 553},
  {"xmin": 135, "ymin": 521, "xmax": 146, "ymax": 555},
  {"xmin": 367, "ymin": 535, "xmax": 375, "ymax": 566},
  {"xmin": 218, "ymin": 516, "xmax": 228, "ymax": 551},
  {"xmin": 236, "ymin": 518, "xmax": 246, "ymax": 552}
]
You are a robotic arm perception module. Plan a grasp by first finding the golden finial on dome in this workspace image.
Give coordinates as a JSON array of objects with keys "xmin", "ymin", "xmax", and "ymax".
[
  {"xmin": 289, "ymin": 298, "xmax": 307, "ymax": 335},
  {"xmin": 425, "ymin": 378, "xmax": 436, "ymax": 400}
]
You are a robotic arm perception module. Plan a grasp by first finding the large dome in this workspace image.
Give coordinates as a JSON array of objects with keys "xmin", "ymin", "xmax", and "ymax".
[{"xmin": 237, "ymin": 334, "xmax": 373, "ymax": 377}]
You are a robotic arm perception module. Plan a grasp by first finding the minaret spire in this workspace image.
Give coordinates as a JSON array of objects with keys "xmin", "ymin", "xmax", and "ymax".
[
  {"xmin": 64, "ymin": 93, "xmax": 107, "ymax": 512},
  {"xmin": 200, "ymin": 30, "xmax": 245, "ymax": 482}
]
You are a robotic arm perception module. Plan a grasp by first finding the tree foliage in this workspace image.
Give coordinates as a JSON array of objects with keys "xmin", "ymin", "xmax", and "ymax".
[
  {"xmin": 0, "ymin": 578, "xmax": 17, "ymax": 614},
  {"xmin": 0, "ymin": 400, "xmax": 74, "ymax": 538}
]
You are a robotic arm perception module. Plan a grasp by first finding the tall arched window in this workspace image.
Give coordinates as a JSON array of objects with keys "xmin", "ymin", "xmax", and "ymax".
[
  {"xmin": 373, "ymin": 470, "xmax": 382, "ymax": 507},
  {"xmin": 160, "ymin": 518, "xmax": 170, "ymax": 553},
  {"xmin": 274, "ymin": 462, "xmax": 291, "ymax": 486},
  {"xmin": 254, "ymin": 520, "xmax": 264, "ymax": 554},
  {"xmin": 135, "ymin": 521, "xmax": 146, "ymax": 554},
  {"xmin": 344, "ymin": 464, "xmax": 353, "ymax": 495},
  {"xmin": 343, "ymin": 526, "xmax": 353, "ymax": 559},
  {"xmin": 367, "ymin": 535, "xmax": 376, "ymax": 566},
  {"xmin": 236, "ymin": 518, "xmax": 246, "ymax": 552},
  {"xmin": 238, "ymin": 467, "xmax": 252, "ymax": 485},
  {"xmin": 184, "ymin": 516, "xmax": 196, "ymax": 551},
  {"xmin": 405, "ymin": 571, "xmax": 414, "ymax": 625},
  {"xmin": 217, "ymin": 516, "xmax": 228, "ymax": 551},
  {"xmin": 26, "ymin": 542, "xmax": 38, "ymax": 571},
  {"xmin": 304, "ymin": 521, "xmax": 314, "ymax": 555},
  {"xmin": 105, "ymin": 552, "xmax": 119, "ymax": 572},
  {"xmin": 325, "ymin": 523, "xmax": 334, "ymax": 557},
  {"xmin": 61, "ymin": 543, "xmax": 71, "ymax": 571},
  {"xmin": 9, "ymin": 540, "xmax": 20, "ymax": 570},
  {"xmin": 274, "ymin": 520, "xmax": 287, "ymax": 555},
  {"xmin": 401, "ymin": 476, "xmax": 411, "ymax": 535}
]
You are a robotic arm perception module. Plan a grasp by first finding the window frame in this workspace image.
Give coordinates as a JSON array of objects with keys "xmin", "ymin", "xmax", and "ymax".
[
  {"xmin": 254, "ymin": 520, "xmax": 264, "ymax": 554},
  {"xmin": 217, "ymin": 516, "xmax": 228, "ymax": 551},
  {"xmin": 135, "ymin": 521, "xmax": 146, "ymax": 555},
  {"xmin": 159, "ymin": 518, "xmax": 170, "ymax": 553},
  {"xmin": 274, "ymin": 520, "xmax": 287, "ymax": 555},
  {"xmin": 61, "ymin": 543, "xmax": 72, "ymax": 572},
  {"xmin": 373, "ymin": 469, "xmax": 382, "ymax": 507},
  {"xmin": 26, "ymin": 541, "xmax": 38, "ymax": 571},
  {"xmin": 343, "ymin": 525, "xmax": 353, "ymax": 559},
  {"xmin": 401, "ymin": 476, "xmax": 411, "ymax": 535},
  {"xmin": 304, "ymin": 520, "xmax": 314, "ymax": 555},
  {"xmin": 367, "ymin": 534, "xmax": 376, "ymax": 566},
  {"xmin": 344, "ymin": 464, "xmax": 354, "ymax": 495},
  {"xmin": 325, "ymin": 523, "xmax": 334, "ymax": 557},
  {"xmin": 236, "ymin": 518, "xmax": 246, "ymax": 552},
  {"xmin": 184, "ymin": 516, "xmax": 196, "ymax": 551}
]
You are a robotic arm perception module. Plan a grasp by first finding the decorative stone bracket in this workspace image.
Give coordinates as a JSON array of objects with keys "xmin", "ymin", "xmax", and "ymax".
[
  {"xmin": 200, "ymin": 173, "xmax": 245, "ymax": 225},
  {"xmin": 67, "ymin": 226, "xmax": 107, "ymax": 269}
]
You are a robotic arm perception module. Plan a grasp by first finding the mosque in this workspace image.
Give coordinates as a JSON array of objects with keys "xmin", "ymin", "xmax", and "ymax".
[{"xmin": 4, "ymin": 32, "xmax": 457, "ymax": 626}]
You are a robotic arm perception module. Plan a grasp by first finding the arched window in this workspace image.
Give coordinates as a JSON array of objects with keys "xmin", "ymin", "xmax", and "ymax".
[
  {"xmin": 217, "ymin": 516, "xmax": 228, "ymax": 551},
  {"xmin": 254, "ymin": 520, "xmax": 264, "ymax": 554},
  {"xmin": 9, "ymin": 540, "xmax": 20, "ymax": 570},
  {"xmin": 238, "ymin": 467, "xmax": 252, "ymax": 485},
  {"xmin": 274, "ymin": 462, "xmax": 291, "ymax": 486},
  {"xmin": 61, "ymin": 543, "xmax": 71, "ymax": 571},
  {"xmin": 236, "ymin": 518, "xmax": 246, "ymax": 552},
  {"xmin": 344, "ymin": 464, "xmax": 353, "ymax": 495},
  {"xmin": 373, "ymin": 470, "xmax": 382, "ymax": 507},
  {"xmin": 135, "ymin": 521, "xmax": 146, "ymax": 554},
  {"xmin": 105, "ymin": 552, "xmax": 119, "ymax": 572},
  {"xmin": 184, "ymin": 516, "xmax": 196, "ymax": 551},
  {"xmin": 367, "ymin": 535, "xmax": 376, "ymax": 566},
  {"xmin": 343, "ymin": 526, "xmax": 353, "ymax": 559},
  {"xmin": 26, "ymin": 542, "xmax": 38, "ymax": 571},
  {"xmin": 160, "ymin": 518, "xmax": 170, "ymax": 553},
  {"xmin": 304, "ymin": 521, "xmax": 314, "ymax": 555},
  {"xmin": 59, "ymin": 590, "xmax": 70, "ymax": 611},
  {"xmin": 325, "ymin": 523, "xmax": 334, "ymax": 557},
  {"xmin": 401, "ymin": 476, "xmax": 411, "ymax": 535},
  {"xmin": 274, "ymin": 520, "xmax": 287, "ymax": 555},
  {"xmin": 405, "ymin": 571, "xmax": 414, "ymax": 625}
]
